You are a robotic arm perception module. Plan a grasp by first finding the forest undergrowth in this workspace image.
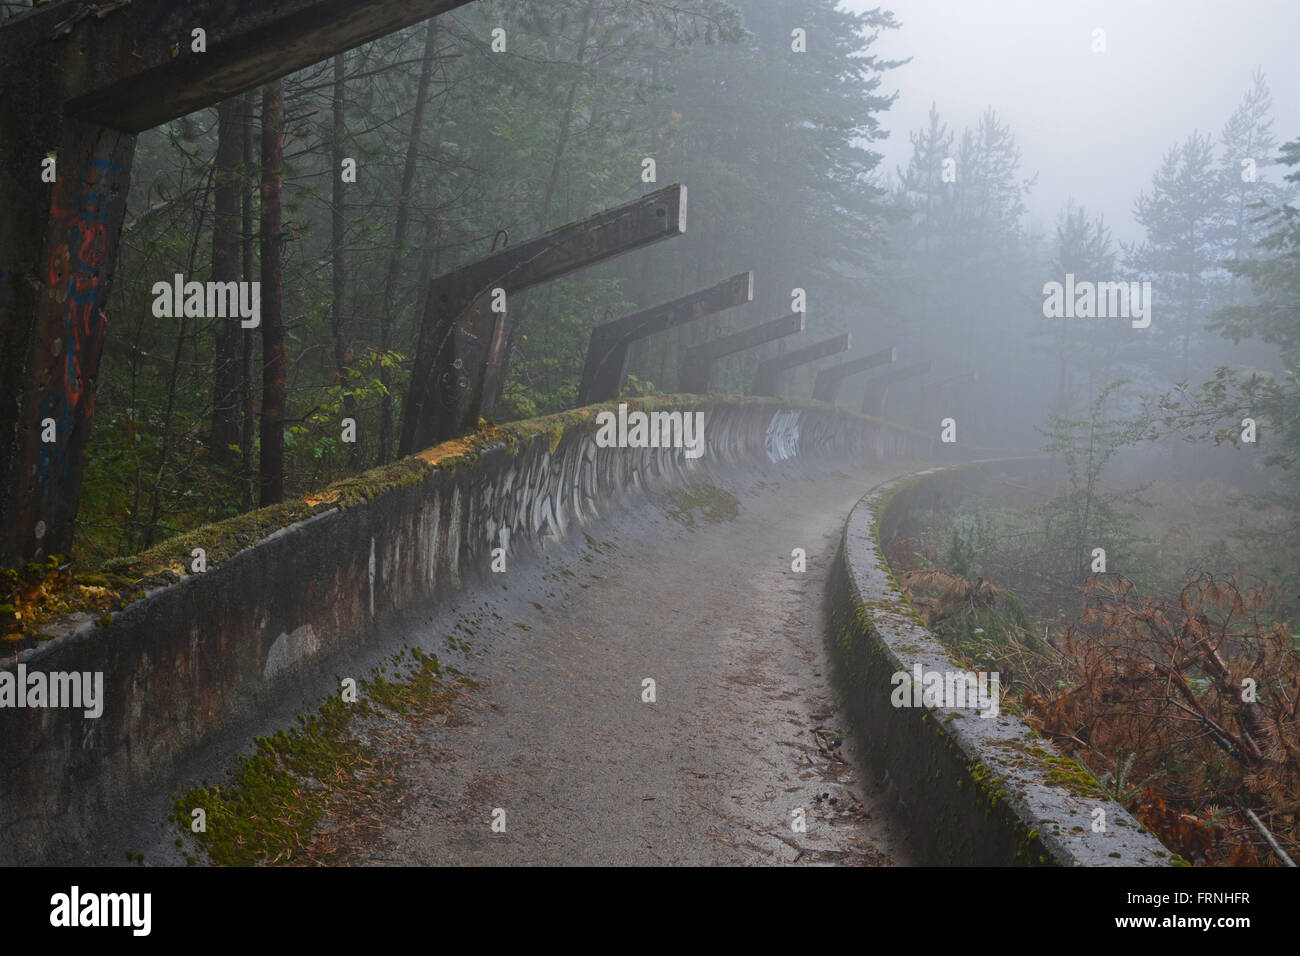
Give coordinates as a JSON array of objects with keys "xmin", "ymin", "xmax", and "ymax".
[{"xmin": 886, "ymin": 477, "xmax": 1300, "ymax": 866}]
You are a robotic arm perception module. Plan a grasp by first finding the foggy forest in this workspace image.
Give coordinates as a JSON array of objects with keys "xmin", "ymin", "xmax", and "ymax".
[{"xmin": 1, "ymin": 0, "xmax": 1298, "ymax": 888}]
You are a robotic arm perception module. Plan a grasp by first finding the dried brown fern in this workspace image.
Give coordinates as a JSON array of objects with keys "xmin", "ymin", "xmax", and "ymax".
[{"xmin": 1025, "ymin": 572, "xmax": 1300, "ymax": 865}]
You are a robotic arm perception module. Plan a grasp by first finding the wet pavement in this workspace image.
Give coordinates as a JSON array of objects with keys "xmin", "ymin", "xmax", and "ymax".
[{"xmin": 339, "ymin": 467, "xmax": 912, "ymax": 865}]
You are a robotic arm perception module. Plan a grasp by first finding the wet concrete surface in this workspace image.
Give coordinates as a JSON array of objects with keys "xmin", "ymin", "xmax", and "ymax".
[{"xmin": 337, "ymin": 466, "xmax": 912, "ymax": 865}]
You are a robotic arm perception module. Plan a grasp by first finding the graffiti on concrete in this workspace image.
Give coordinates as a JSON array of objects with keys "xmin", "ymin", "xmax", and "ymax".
[
  {"xmin": 764, "ymin": 410, "xmax": 801, "ymax": 462},
  {"xmin": 38, "ymin": 148, "xmax": 124, "ymax": 484}
]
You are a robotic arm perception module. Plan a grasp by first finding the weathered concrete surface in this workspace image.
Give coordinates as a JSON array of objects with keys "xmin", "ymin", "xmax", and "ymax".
[
  {"xmin": 401, "ymin": 184, "xmax": 687, "ymax": 453},
  {"xmin": 4, "ymin": 0, "xmax": 474, "ymax": 133},
  {"xmin": 812, "ymin": 347, "xmax": 896, "ymax": 404},
  {"xmin": 827, "ymin": 463, "xmax": 1174, "ymax": 866},
  {"xmin": 578, "ymin": 271, "xmax": 753, "ymax": 405},
  {"xmin": 752, "ymin": 333, "xmax": 851, "ymax": 397},
  {"xmin": 0, "ymin": 396, "xmax": 938, "ymax": 864},
  {"xmin": 334, "ymin": 469, "xmax": 911, "ymax": 865},
  {"xmin": 678, "ymin": 311, "xmax": 805, "ymax": 394}
]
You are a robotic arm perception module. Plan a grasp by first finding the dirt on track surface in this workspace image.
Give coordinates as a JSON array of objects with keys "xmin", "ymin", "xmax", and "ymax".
[{"xmin": 334, "ymin": 466, "xmax": 913, "ymax": 866}]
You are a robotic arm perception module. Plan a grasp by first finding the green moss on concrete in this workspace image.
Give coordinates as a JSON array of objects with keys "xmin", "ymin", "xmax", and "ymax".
[
  {"xmin": 832, "ymin": 465, "xmax": 1175, "ymax": 866},
  {"xmin": 1042, "ymin": 756, "xmax": 1110, "ymax": 800},
  {"xmin": 988, "ymin": 738, "xmax": 1109, "ymax": 800},
  {"xmin": 173, "ymin": 647, "xmax": 472, "ymax": 866},
  {"xmin": 13, "ymin": 394, "xmax": 920, "ymax": 645},
  {"xmin": 662, "ymin": 483, "xmax": 741, "ymax": 529},
  {"xmin": 828, "ymin": 479, "xmax": 1091, "ymax": 867}
]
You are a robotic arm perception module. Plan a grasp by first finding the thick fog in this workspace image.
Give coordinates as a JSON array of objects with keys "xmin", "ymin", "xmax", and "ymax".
[
  {"xmin": 4, "ymin": 0, "xmax": 1299, "ymax": 879},
  {"xmin": 860, "ymin": 0, "xmax": 1300, "ymax": 244}
]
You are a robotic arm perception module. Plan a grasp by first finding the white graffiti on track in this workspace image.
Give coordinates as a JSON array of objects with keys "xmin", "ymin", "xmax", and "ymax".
[{"xmin": 764, "ymin": 410, "xmax": 801, "ymax": 462}]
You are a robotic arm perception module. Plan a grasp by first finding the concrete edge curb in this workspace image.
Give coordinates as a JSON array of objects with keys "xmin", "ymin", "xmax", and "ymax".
[{"xmin": 825, "ymin": 462, "xmax": 1176, "ymax": 866}]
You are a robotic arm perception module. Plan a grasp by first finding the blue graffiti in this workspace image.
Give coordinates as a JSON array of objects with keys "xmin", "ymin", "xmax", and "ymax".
[{"xmin": 38, "ymin": 392, "xmax": 72, "ymax": 481}]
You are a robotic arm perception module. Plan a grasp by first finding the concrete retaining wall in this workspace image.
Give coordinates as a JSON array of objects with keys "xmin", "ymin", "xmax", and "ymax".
[
  {"xmin": 826, "ymin": 462, "xmax": 1174, "ymax": 865},
  {"xmin": 1, "ymin": 395, "xmax": 936, "ymax": 865}
]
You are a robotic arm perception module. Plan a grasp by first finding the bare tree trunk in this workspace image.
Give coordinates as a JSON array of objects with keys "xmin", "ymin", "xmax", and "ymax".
[
  {"xmin": 538, "ymin": 1, "xmax": 595, "ymax": 233},
  {"xmin": 144, "ymin": 170, "xmax": 214, "ymax": 546},
  {"xmin": 240, "ymin": 89, "xmax": 258, "ymax": 511},
  {"xmin": 209, "ymin": 97, "xmax": 243, "ymax": 467},
  {"xmin": 497, "ymin": 2, "xmax": 596, "ymax": 402},
  {"xmin": 329, "ymin": 52, "xmax": 363, "ymax": 470},
  {"xmin": 377, "ymin": 18, "xmax": 440, "ymax": 464},
  {"xmin": 411, "ymin": 215, "xmax": 442, "ymax": 345},
  {"xmin": 259, "ymin": 80, "xmax": 286, "ymax": 506}
]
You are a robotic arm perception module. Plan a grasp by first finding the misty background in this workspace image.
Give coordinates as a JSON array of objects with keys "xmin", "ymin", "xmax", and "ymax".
[
  {"xmin": 3, "ymin": 0, "xmax": 1298, "ymax": 869},
  {"xmin": 864, "ymin": 0, "xmax": 1300, "ymax": 245},
  {"xmin": 7, "ymin": 0, "xmax": 1286, "ymax": 604}
]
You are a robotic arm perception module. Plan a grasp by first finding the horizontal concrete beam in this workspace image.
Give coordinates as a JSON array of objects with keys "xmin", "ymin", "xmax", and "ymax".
[
  {"xmin": 401, "ymin": 184, "xmax": 687, "ymax": 453},
  {"xmin": 0, "ymin": 0, "xmax": 472, "ymax": 132},
  {"xmin": 861, "ymin": 360, "xmax": 932, "ymax": 415},
  {"xmin": 752, "ymin": 332, "xmax": 851, "ymax": 397},
  {"xmin": 579, "ymin": 271, "xmax": 752, "ymax": 404},
  {"xmin": 935, "ymin": 370, "xmax": 979, "ymax": 390},
  {"xmin": 0, "ymin": 0, "xmax": 478, "ymax": 569},
  {"xmin": 861, "ymin": 359, "xmax": 932, "ymax": 390},
  {"xmin": 678, "ymin": 312, "xmax": 804, "ymax": 394},
  {"xmin": 812, "ymin": 346, "xmax": 896, "ymax": 403}
]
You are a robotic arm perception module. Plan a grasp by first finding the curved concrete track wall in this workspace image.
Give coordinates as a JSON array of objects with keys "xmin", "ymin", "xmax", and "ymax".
[
  {"xmin": 827, "ymin": 463, "xmax": 1173, "ymax": 866},
  {"xmin": 1, "ymin": 396, "xmax": 936, "ymax": 865}
]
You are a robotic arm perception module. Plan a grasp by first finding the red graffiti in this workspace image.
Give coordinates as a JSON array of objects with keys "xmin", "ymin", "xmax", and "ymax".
[
  {"xmin": 37, "ymin": 146, "xmax": 123, "ymax": 484},
  {"xmin": 78, "ymin": 221, "xmax": 106, "ymax": 269},
  {"xmin": 46, "ymin": 242, "xmax": 70, "ymax": 298}
]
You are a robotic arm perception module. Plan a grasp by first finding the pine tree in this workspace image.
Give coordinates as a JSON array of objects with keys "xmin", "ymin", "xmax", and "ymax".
[
  {"xmin": 1217, "ymin": 69, "xmax": 1286, "ymax": 277},
  {"xmin": 1127, "ymin": 131, "xmax": 1223, "ymax": 385}
]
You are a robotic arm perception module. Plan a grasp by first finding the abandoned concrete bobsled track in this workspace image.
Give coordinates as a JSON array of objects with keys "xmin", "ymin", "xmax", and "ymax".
[
  {"xmin": 2, "ymin": 396, "xmax": 946, "ymax": 866},
  {"xmin": 186, "ymin": 464, "xmax": 916, "ymax": 866},
  {"xmin": 3, "ymin": 396, "xmax": 1172, "ymax": 865}
]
